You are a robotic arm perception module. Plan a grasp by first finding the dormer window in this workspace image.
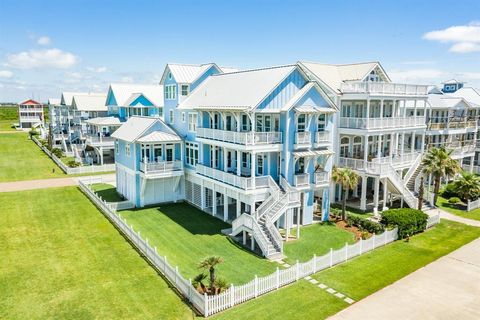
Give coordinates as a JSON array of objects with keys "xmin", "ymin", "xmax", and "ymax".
[
  {"xmin": 168, "ymin": 72, "xmax": 172, "ymax": 80},
  {"xmin": 181, "ymin": 85, "xmax": 189, "ymax": 96}
]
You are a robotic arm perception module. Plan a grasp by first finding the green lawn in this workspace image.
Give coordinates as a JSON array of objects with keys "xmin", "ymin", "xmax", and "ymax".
[
  {"xmin": 0, "ymin": 133, "xmax": 65, "ymax": 182},
  {"xmin": 312, "ymin": 220, "xmax": 480, "ymax": 300},
  {"xmin": 91, "ymin": 183, "xmax": 125, "ymax": 202},
  {"xmin": 437, "ymin": 196, "xmax": 480, "ymax": 221},
  {"xmin": 283, "ymin": 223, "xmax": 355, "ymax": 265},
  {"xmin": 120, "ymin": 203, "xmax": 279, "ymax": 284},
  {"xmin": 0, "ymin": 187, "xmax": 192, "ymax": 319},
  {"xmin": 0, "ymin": 120, "xmax": 16, "ymax": 131}
]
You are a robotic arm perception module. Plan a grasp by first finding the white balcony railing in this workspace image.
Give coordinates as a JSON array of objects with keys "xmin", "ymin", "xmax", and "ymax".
[
  {"xmin": 294, "ymin": 173, "xmax": 310, "ymax": 187},
  {"xmin": 341, "ymin": 82, "xmax": 428, "ymax": 96},
  {"xmin": 85, "ymin": 135, "xmax": 115, "ymax": 146},
  {"xmin": 339, "ymin": 116, "xmax": 425, "ymax": 130},
  {"xmin": 372, "ymin": 152, "xmax": 420, "ymax": 166},
  {"xmin": 19, "ymin": 116, "xmax": 42, "ymax": 121},
  {"xmin": 196, "ymin": 164, "xmax": 270, "ymax": 190},
  {"xmin": 196, "ymin": 128, "xmax": 282, "ymax": 145},
  {"xmin": 314, "ymin": 171, "xmax": 329, "ymax": 185},
  {"xmin": 316, "ymin": 131, "xmax": 330, "ymax": 144},
  {"xmin": 140, "ymin": 160, "xmax": 183, "ymax": 175},
  {"xmin": 295, "ymin": 131, "xmax": 311, "ymax": 145},
  {"xmin": 428, "ymin": 120, "xmax": 477, "ymax": 130},
  {"xmin": 338, "ymin": 157, "xmax": 391, "ymax": 176}
]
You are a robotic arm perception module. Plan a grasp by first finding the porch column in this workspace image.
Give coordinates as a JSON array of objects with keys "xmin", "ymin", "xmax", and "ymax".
[
  {"xmin": 212, "ymin": 185, "xmax": 217, "ymax": 217},
  {"xmin": 380, "ymin": 99, "xmax": 384, "ymax": 119},
  {"xmin": 236, "ymin": 151, "xmax": 241, "ymax": 176},
  {"xmin": 366, "ymin": 98, "xmax": 370, "ymax": 119},
  {"xmin": 224, "ymin": 147, "xmax": 228, "ymax": 172},
  {"xmin": 421, "ymin": 133, "xmax": 426, "ymax": 153},
  {"xmin": 470, "ymin": 156, "xmax": 475, "ymax": 173},
  {"xmin": 223, "ymin": 195, "xmax": 228, "ymax": 222},
  {"xmin": 200, "ymin": 185, "xmax": 206, "ymax": 210},
  {"xmin": 363, "ymin": 135, "xmax": 369, "ymax": 162},
  {"xmin": 285, "ymin": 210, "xmax": 290, "ymax": 242},
  {"xmin": 373, "ymin": 177, "xmax": 380, "ymax": 214},
  {"xmin": 99, "ymin": 147, "xmax": 104, "ymax": 165},
  {"xmin": 377, "ymin": 135, "xmax": 382, "ymax": 158},
  {"xmin": 250, "ymin": 234, "xmax": 255, "ymax": 251},
  {"xmin": 180, "ymin": 142, "xmax": 184, "ymax": 164},
  {"xmin": 401, "ymin": 133, "xmax": 405, "ymax": 155},
  {"xmin": 296, "ymin": 209, "xmax": 300, "ymax": 239},
  {"xmin": 382, "ymin": 177, "xmax": 388, "ymax": 211},
  {"xmin": 360, "ymin": 176, "xmax": 367, "ymax": 211},
  {"xmin": 412, "ymin": 132, "xmax": 416, "ymax": 153},
  {"xmin": 236, "ymin": 197, "xmax": 241, "ymax": 218},
  {"xmin": 242, "ymin": 231, "xmax": 246, "ymax": 245},
  {"xmin": 212, "ymin": 145, "xmax": 216, "ymax": 168},
  {"xmin": 251, "ymin": 151, "xmax": 256, "ymax": 189}
]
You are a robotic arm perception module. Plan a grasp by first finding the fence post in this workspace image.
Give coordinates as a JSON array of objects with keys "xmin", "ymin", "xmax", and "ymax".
[
  {"xmin": 230, "ymin": 284, "xmax": 234, "ymax": 307},
  {"xmin": 313, "ymin": 254, "xmax": 317, "ymax": 273},
  {"xmin": 373, "ymin": 234, "xmax": 376, "ymax": 249},
  {"xmin": 345, "ymin": 242, "xmax": 348, "ymax": 261},
  {"xmin": 204, "ymin": 293, "xmax": 208, "ymax": 317},
  {"xmin": 329, "ymin": 248, "xmax": 333, "ymax": 267},
  {"xmin": 254, "ymin": 275, "xmax": 258, "ymax": 298},
  {"xmin": 276, "ymin": 267, "xmax": 279, "ymax": 289},
  {"xmin": 295, "ymin": 260, "xmax": 300, "ymax": 280}
]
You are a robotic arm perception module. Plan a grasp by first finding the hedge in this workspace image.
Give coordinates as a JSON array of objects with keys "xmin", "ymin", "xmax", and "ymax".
[
  {"xmin": 380, "ymin": 208, "xmax": 428, "ymax": 239},
  {"xmin": 346, "ymin": 214, "xmax": 384, "ymax": 234}
]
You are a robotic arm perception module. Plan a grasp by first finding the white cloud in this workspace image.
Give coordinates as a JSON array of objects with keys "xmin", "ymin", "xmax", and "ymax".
[
  {"xmin": 0, "ymin": 70, "xmax": 13, "ymax": 78},
  {"xmin": 87, "ymin": 66, "xmax": 107, "ymax": 73},
  {"xmin": 389, "ymin": 69, "xmax": 446, "ymax": 83},
  {"xmin": 120, "ymin": 76, "xmax": 134, "ymax": 83},
  {"xmin": 6, "ymin": 48, "xmax": 77, "ymax": 69},
  {"xmin": 423, "ymin": 22, "xmax": 480, "ymax": 53},
  {"xmin": 37, "ymin": 36, "xmax": 51, "ymax": 46}
]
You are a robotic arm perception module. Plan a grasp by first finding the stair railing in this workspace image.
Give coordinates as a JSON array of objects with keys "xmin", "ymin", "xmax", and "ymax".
[
  {"xmin": 385, "ymin": 164, "xmax": 418, "ymax": 208},
  {"xmin": 404, "ymin": 153, "xmax": 423, "ymax": 185}
]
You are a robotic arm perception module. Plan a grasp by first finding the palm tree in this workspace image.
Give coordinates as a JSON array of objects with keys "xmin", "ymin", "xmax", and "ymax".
[
  {"xmin": 192, "ymin": 273, "xmax": 208, "ymax": 293},
  {"xmin": 422, "ymin": 146, "xmax": 461, "ymax": 205},
  {"xmin": 417, "ymin": 176, "xmax": 424, "ymax": 211},
  {"xmin": 453, "ymin": 171, "xmax": 480, "ymax": 202},
  {"xmin": 214, "ymin": 277, "xmax": 229, "ymax": 294},
  {"xmin": 198, "ymin": 256, "xmax": 223, "ymax": 289},
  {"xmin": 332, "ymin": 167, "xmax": 360, "ymax": 220}
]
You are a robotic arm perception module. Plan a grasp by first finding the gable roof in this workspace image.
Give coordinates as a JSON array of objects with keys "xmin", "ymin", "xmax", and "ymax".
[
  {"xmin": 427, "ymin": 94, "xmax": 474, "ymax": 109},
  {"xmin": 61, "ymin": 92, "xmax": 88, "ymax": 106},
  {"xmin": 178, "ymin": 65, "xmax": 297, "ymax": 110},
  {"xmin": 72, "ymin": 94, "xmax": 107, "ymax": 111},
  {"xmin": 442, "ymin": 79, "xmax": 465, "ymax": 84},
  {"xmin": 298, "ymin": 61, "xmax": 390, "ymax": 94},
  {"xmin": 160, "ymin": 63, "xmax": 220, "ymax": 84},
  {"xmin": 48, "ymin": 98, "xmax": 60, "ymax": 105},
  {"xmin": 446, "ymin": 87, "xmax": 480, "ymax": 107},
  {"xmin": 85, "ymin": 116, "xmax": 122, "ymax": 126},
  {"xmin": 18, "ymin": 99, "xmax": 41, "ymax": 105},
  {"xmin": 108, "ymin": 83, "xmax": 164, "ymax": 107},
  {"xmin": 124, "ymin": 93, "xmax": 155, "ymax": 107},
  {"xmin": 111, "ymin": 116, "xmax": 179, "ymax": 143},
  {"xmin": 280, "ymin": 82, "xmax": 338, "ymax": 112}
]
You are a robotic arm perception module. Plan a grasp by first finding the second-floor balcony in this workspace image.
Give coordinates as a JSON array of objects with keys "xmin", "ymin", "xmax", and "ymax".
[
  {"xmin": 314, "ymin": 171, "xmax": 330, "ymax": 186},
  {"xmin": 341, "ymin": 82, "xmax": 429, "ymax": 96},
  {"xmin": 140, "ymin": 160, "xmax": 183, "ymax": 176},
  {"xmin": 19, "ymin": 116, "xmax": 42, "ymax": 121},
  {"xmin": 196, "ymin": 163, "xmax": 271, "ymax": 191},
  {"xmin": 315, "ymin": 131, "xmax": 330, "ymax": 146},
  {"xmin": 428, "ymin": 141, "xmax": 476, "ymax": 157},
  {"xmin": 428, "ymin": 120, "xmax": 477, "ymax": 130},
  {"xmin": 85, "ymin": 135, "xmax": 115, "ymax": 147},
  {"xmin": 339, "ymin": 116, "xmax": 425, "ymax": 130},
  {"xmin": 294, "ymin": 173, "xmax": 310, "ymax": 188},
  {"xmin": 196, "ymin": 127, "xmax": 282, "ymax": 146}
]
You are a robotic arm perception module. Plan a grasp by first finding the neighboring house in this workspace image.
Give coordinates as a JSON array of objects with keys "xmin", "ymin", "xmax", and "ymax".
[{"xmin": 18, "ymin": 99, "xmax": 45, "ymax": 133}]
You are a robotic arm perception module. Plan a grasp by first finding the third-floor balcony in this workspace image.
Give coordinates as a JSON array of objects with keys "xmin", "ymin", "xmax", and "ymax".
[
  {"xmin": 196, "ymin": 163, "xmax": 271, "ymax": 191},
  {"xmin": 341, "ymin": 82, "xmax": 428, "ymax": 96},
  {"xmin": 428, "ymin": 119, "xmax": 477, "ymax": 130},
  {"xmin": 339, "ymin": 116, "xmax": 425, "ymax": 130},
  {"xmin": 295, "ymin": 131, "xmax": 311, "ymax": 148},
  {"xmin": 196, "ymin": 127, "xmax": 282, "ymax": 146}
]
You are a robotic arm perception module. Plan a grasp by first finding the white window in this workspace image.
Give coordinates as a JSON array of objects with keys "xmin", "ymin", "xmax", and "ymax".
[
  {"xmin": 242, "ymin": 114, "xmax": 249, "ymax": 131},
  {"xmin": 169, "ymin": 110, "xmax": 174, "ymax": 124},
  {"xmin": 165, "ymin": 85, "xmax": 177, "ymax": 100},
  {"xmin": 181, "ymin": 85, "xmax": 189, "ymax": 96},
  {"xmin": 257, "ymin": 155, "xmax": 263, "ymax": 175},
  {"xmin": 188, "ymin": 113, "xmax": 197, "ymax": 132},
  {"xmin": 242, "ymin": 152, "xmax": 248, "ymax": 168},
  {"xmin": 182, "ymin": 112, "xmax": 186, "ymax": 123},
  {"xmin": 318, "ymin": 114, "xmax": 326, "ymax": 131},
  {"xmin": 185, "ymin": 142, "xmax": 199, "ymax": 166},
  {"xmin": 115, "ymin": 140, "xmax": 119, "ymax": 155},
  {"xmin": 297, "ymin": 114, "xmax": 306, "ymax": 132},
  {"xmin": 126, "ymin": 143, "xmax": 131, "ymax": 157}
]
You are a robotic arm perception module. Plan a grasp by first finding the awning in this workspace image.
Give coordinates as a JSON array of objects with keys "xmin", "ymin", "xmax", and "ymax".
[
  {"xmin": 293, "ymin": 149, "xmax": 334, "ymax": 158},
  {"xmin": 137, "ymin": 131, "xmax": 182, "ymax": 143}
]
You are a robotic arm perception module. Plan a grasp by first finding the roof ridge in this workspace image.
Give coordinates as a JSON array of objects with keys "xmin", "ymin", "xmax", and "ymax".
[
  {"xmin": 300, "ymin": 60, "xmax": 380, "ymax": 67},
  {"xmin": 210, "ymin": 64, "xmax": 296, "ymax": 77}
]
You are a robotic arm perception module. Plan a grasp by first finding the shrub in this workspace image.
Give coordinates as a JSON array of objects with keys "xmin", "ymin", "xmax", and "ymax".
[
  {"xmin": 29, "ymin": 129, "xmax": 39, "ymax": 137},
  {"xmin": 448, "ymin": 197, "xmax": 461, "ymax": 204},
  {"xmin": 380, "ymin": 208, "xmax": 428, "ymax": 239},
  {"xmin": 67, "ymin": 160, "xmax": 81, "ymax": 168},
  {"xmin": 51, "ymin": 148, "xmax": 63, "ymax": 158},
  {"xmin": 440, "ymin": 183, "xmax": 458, "ymax": 199},
  {"xmin": 346, "ymin": 214, "xmax": 384, "ymax": 234}
]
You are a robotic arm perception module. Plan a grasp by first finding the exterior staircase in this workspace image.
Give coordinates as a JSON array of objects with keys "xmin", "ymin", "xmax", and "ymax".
[{"xmin": 230, "ymin": 177, "xmax": 300, "ymax": 259}]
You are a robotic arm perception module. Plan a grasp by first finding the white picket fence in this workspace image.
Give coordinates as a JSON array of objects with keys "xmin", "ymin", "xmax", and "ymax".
[
  {"xmin": 426, "ymin": 213, "xmax": 441, "ymax": 228},
  {"xmin": 31, "ymin": 136, "xmax": 115, "ymax": 174},
  {"xmin": 78, "ymin": 179, "xmax": 401, "ymax": 317},
  {"xmin": 467, "ymin": 199, "xmax": 480, "ymax": 212}
]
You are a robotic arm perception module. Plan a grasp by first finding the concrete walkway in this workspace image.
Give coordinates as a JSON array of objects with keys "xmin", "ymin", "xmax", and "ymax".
[
  {"xmin": 329, "ymin": 237, "xmax": 480, "ymax": 320},
  {"xmin": 426, "ymin": 208, "xmax": 480, "ymax": 227},
  {"xmin": 0, "ymin": 174, "xmax": 115, "ymax": 193}
]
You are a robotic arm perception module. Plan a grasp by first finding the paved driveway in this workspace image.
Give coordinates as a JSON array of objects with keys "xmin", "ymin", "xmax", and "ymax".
[{"xmin": 330, "ymin": 238, "xmax": 480, "ymax": 320}]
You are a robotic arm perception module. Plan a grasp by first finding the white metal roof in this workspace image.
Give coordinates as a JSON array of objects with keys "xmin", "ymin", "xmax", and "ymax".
[
  {"xmin": 137, "ymin": 131, "xmax": 181, "ymax": 143},
  {"xmin": 48, "ymin": 98, "xmax": 60, "ymax": 105},
  {"xmin": 61, "ymin": 92, "xmax": 88, "ymax": 106},
  {"xmin": 299, "ymin": 61, "xmax": 390, "ymax": 94},
  {"xmin": 442, "ymin": 79, "xmax": 465, "ymax": 84},
  {"xmin": 427, "ymin": 94, "xmax": 472, "ymax": 109},
  {"xmin": 109, "ymin": 83, "xmax": 164, "ymax": 107},
  {"xmin": 293, "ymin": 149, "xmax": 334, "ymax": 157},
  {"xmin": 281, "ymin": 82, "xmax": 337, "ymax": 113},
  {"xmin": 72, "ymin": 94, "xmax": 107, "ymax": 111},
  {"xmin": 85, "ymin": 117, "xmax": 122, "ymax": 126},
  {"xmin": 446, "ymin": 87, "xmax": 480, "ymax": 107},
  {"xmin": 112, "ymin": 116, "xmax": 179, "ymax": 143},
  {"xmin": 219, "ymin": 66, "xmax": 240, "ymax": 73},
  {"xmin": 179, "ymin": 65, "xmax": 297, "ymax": 110},
  {"xmin": 166, "ymin": 63, "xmax": 217, "ymax": 84}
]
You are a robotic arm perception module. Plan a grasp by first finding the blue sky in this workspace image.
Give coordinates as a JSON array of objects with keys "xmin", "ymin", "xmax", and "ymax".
[{"xmin": 0, "ymin": 0, "xmax": 479, "ymax": 102}]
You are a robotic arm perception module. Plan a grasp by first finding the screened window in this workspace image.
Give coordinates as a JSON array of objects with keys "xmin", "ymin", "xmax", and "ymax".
[
  {"xmin": 185, "ymin": 142, "xmax": 199, "ymax": 166},
  {"xmin": 188, "ymin": 113, "xmax": 197, "ymax": 132},
  {"xmin": 318, "ymin": 114, "xmax": 326, "ymax": 131},
  {"xmin": 165, "ymin": 85, "xmax": 177, "ymax": 100},
  {"xmin": 297, "ymin": 114, "xmax": 306, "ymax": 132},
  {"xmin": 181, "ymin": 85, "xmax": 189, "ymax": 96},
  {"xmin": 169, "ymin": 110, "xmax": 174, "ymax": 124},
  {"xmin": 126, "ymin": 143, "xmax": 131, "ymax": 157}
]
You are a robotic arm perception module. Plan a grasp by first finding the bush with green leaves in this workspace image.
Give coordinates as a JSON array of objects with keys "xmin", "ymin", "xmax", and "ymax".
[
  {"xmin": 28, "ymin": 129, "xmax": 39, "ymax": 137},
  {"xmin": 346, "ymin": 214, "xmax": 384, "ymax": 234},
  {"xmin": 67, "ymin": 160, "xmax": 81, "ymax": 168},
  {"xmin": 440, "ymin": 183, "xmax": 458, "ymax": 199},
  {"xmin": 448, "ymin": 197, "xmax": 461, "ymax": 204},
  {"xmin": 380, "ymin": 208, "xmax": 428, "ymax": 239},
  {"xmin": 51, "ymin": 148, "xmax": 63, "ymax": 158}
]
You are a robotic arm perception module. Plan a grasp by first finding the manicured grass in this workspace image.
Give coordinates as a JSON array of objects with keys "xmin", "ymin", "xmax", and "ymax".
[
  {"xmin": 0, "ymin": 187, "xmax": 191, "ymax": 319},
  {"xmin": 91, "ymin": 183, "xmax": 125, "ymax": 202},
  {"xmin": 121, "ymin": 203, "xmax": 278, "ymax": 284},
  {"xmin": 212, "ymin": 280, "xmax": 347, "ymax": 320},
  {"xmin": 437, "ymin": 195, "xmax": 480, "ymax": 221},
  {"xmin": 0, "ymin": 133, "xmax": 65, "ymax": 182},
  {"xmin": 0, "ymin": 120, "xmax": 16, "ymax": 131},
  {"xmin": 283, "ymin": 223, "xmax": 355, "ymax": 265},
  {"xmin": 0, "ymin": 106, "xmax": 18, "ymax": 120},
  {"xmin": 312, "ymin": 220, "xmax": 480, "ymax": 300}
]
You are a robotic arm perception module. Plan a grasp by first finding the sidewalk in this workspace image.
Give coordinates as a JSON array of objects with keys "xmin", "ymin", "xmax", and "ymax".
[
  {"xmin": 426, "ymin": 207, "xmax": 480, "ymax": 227},
  {"xmin": 329, "ymin": 237, "xmax": 480, "ymax": 320},
  {"xmin": 0, "ymin": 174, "xmax": 115, "ymax": 193}
]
